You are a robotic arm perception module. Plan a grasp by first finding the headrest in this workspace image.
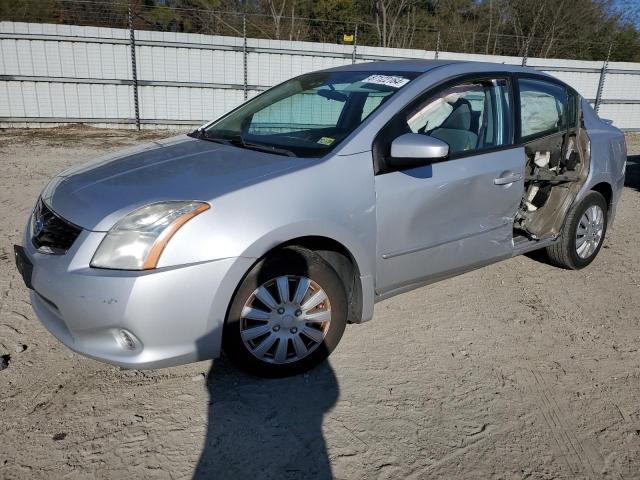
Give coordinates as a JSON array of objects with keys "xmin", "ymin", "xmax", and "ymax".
[{"xmin": 441, "ymin": 99, "xmax": 472, "ymax": 130}]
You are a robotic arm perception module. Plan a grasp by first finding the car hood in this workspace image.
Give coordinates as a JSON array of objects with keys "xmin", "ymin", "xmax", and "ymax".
[{"xmin": 42, "ymin": 135, "xmax": 304, "ymax": 231}]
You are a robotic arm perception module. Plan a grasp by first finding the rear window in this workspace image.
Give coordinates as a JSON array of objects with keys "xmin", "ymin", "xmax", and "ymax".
[{"xmin": 519, "ymin": 78, "xmax": 567, "ymax": 139}]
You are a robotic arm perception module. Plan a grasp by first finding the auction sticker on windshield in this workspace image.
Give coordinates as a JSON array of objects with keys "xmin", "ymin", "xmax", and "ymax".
[{"xmin": 362, "ymin": 74, "xmax": 410, "ymax": 88}]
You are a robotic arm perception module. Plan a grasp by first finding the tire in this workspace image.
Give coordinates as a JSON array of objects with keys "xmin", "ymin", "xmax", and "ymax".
[
  {"xmin": 546, "ymin": 190, "xmax": 608, "ymax": 270},
  {"xmin": 223, "ymin": 246, "xmax": 347, "ymax": 377}
]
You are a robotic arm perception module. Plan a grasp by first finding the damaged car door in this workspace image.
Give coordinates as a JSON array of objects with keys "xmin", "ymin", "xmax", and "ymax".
[
  {"xmin": 514, "ymin": 77, "xmax": 587, "ymax": 240},
  {"xmin": 373, "ymin": 76, "xmax": 525, "ymax": 295}
]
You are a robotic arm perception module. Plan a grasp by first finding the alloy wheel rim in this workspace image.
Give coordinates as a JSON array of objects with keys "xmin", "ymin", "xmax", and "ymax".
[
  {"xmin": 576, "ymin": 205, "xmax": 604, "ymax": 259},
  {"xmin": 240, "ymin": 275, "xmax": 331, "ymax": 364}
]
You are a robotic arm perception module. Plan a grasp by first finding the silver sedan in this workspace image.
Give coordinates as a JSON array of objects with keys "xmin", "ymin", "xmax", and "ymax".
[{"xmin": 15, "ymin": 60, "xmax": 626, "ymax": 377}]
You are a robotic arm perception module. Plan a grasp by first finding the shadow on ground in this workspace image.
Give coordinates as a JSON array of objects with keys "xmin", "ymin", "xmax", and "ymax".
[
  {"xmin": 193, "ymin": 244, "xmax": 341, "ymax": 479},
  {"xmin": 625, "ymin": 154, "xmax": 640, "ymax": 192},
  {"xmin": 191, "ymin": 154, "xmax": 640, "ymax": 478},
  {"xmin": 193, "ymin": 358, "xmax": 338, "ymax": 480}
]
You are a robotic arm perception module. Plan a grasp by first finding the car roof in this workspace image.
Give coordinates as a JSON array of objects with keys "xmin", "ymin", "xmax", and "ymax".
[
  {"xmin": 323, "ymin": 59, "xmax": 546, "ymax": 76},
  {"xmin": 323, "ymin": 59, "xmax": 459, "ymax": 73}
]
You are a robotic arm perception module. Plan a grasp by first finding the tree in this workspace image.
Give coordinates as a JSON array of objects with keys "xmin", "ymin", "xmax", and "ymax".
[
  {"xmin": 266, "ymin": 0, "xmax": 287, "ymax": 39},
  {"xmin": 307, "ymin": 0, "xmax": 359, "ymax": 43},
  {"xmin": 373, "ymin": 0, "xmax": 419, "ymax": 48},
  {"xmin": 2, "ymin": 0, "xmax": 639, "ymax": 61},
  {"xmin": 0, "ymin": 0, "xmax": 60, "ymax": 23}
]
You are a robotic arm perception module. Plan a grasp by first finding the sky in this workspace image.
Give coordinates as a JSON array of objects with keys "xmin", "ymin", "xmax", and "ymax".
[{"xmin": 612, "ymin": 0, "xmax": 640, "ymax": 27}]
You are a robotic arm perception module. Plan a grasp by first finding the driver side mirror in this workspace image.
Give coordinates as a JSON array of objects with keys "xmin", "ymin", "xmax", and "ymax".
[{"xmin": 388, "ymin": 133, "xmax": 449, "ymax": 169}]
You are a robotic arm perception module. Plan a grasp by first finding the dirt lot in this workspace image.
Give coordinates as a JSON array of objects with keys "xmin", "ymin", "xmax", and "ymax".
[{"xmin": 0, "ymin": 127, "xmax": 639, "ymax": 480}]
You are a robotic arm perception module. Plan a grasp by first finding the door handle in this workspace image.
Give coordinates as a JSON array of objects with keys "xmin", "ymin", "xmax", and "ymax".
[{"xmin": 493, "ymin": 173, "xmax": 522, "ymax": 185}]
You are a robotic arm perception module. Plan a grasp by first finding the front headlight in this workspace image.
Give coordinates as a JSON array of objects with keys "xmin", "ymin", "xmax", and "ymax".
[{"xmin": 90, "ymin": 201, "xmax": 210, "ymax": 270}]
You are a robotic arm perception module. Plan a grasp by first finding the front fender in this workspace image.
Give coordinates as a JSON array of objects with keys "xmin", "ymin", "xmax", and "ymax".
[
  {"xmin": 239, "ymin": 221, "xmax": 373, "ymax": 278},
  {"xmin": 158, "ymin": 150, "xmax": 378, "ymax": 323},
  {"xmin": 158, "ymin": 151, "xmax": 377, "ymax": 271},
  {"xmin": 238, "ymin": 221, "xmax": 376, "ymax": 323}
]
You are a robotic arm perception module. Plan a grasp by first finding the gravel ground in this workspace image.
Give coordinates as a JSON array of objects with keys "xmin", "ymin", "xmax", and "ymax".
[{"xmin": 1, "ymin": 127, "xmax": 639, "ymax": 480}]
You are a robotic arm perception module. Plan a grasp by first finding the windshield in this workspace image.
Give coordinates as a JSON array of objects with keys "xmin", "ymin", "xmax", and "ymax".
[{"xmin": 197, "ymin": 70, "xmax": 420, "ymax": 157}]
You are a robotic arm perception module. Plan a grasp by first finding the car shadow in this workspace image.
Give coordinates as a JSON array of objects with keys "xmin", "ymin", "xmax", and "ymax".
[
  {"xmin": 193, "ymin": 245, "xmax": 339, "ymax": 479},
  {"xmin": 523, "ymin": 248, "xmax": 549, "ymax": 264},
  {"xmin": 625, "ymin": 154, "xmax": 640, "ymax": 192},
  {"xmin": 192, "ymin": 358, "xmax": 338, "ymax": 480}
]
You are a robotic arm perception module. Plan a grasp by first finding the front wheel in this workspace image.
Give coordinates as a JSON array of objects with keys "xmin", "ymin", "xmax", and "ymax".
[
  {"xmin": 223, "ymin": 247, "xmax": 347, "ymax": 377},
  {"xmin": 546, "ymin": 190, "xmax": 608, "ymax": 269}
]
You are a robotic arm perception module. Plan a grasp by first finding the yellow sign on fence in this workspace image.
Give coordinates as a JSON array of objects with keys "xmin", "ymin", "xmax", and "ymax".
[{"xmin": 343, "ymin": 34, "xmax": 354, "ymax": 43}]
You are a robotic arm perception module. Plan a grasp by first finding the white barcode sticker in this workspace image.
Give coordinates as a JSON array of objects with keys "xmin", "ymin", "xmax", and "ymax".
[{"xmin": 362, "ymin": 74, "xmax": 410, "ymax": 88}]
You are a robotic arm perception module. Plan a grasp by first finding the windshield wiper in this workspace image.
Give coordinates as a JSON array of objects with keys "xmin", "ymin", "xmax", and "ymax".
[
  {"xmin": 187, "ymin": 128, "xmax": 229, "ymax": 145},
  {"xmin": 189, "ymin": 130, "xmax": 296, "ymax": 157},
  {"xmin": 188, "ymin": 128, "xmax": 205, "ymax": 138},
  {"xmin": 245, "ymin": 141, "xmax": 296, "ymax": 157},
  {"xmin": 223, "ymin": 134, "xmax": 296, "ymax": 157},
  {"xmin": 232, "ymin": 135, "xmax": 287, "ymax": 156}
]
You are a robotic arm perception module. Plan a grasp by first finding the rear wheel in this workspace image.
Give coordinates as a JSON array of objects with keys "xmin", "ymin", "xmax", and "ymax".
[
  {"xmin": 546, "ymin": 190, "xmax": 608, "ymax": 269},
  {"xmin": 223, "ymin": 247, "xmax": 347, "ymax": 377}
]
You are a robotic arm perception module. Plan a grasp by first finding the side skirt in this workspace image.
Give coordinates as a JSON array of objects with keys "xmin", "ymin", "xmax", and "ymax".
[
  {"xmin": 512, "ymin": 234, "xmax": 559, "ymax": 257},
  {"xmin": 371, "ymin": 235, "xmax": 560, "ymax": 306}
]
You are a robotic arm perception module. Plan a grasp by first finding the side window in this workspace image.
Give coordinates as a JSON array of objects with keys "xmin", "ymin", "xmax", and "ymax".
[
  {"xmin": 402, "ymin": 79, "xmax": 512, "ymax": 155},
  {"xmin": 361, "ymin": 93, "xmax": 388, "ymax": 121},
  {"xmin": 518, "ymin": 78, "xmax": 567, "ymax": 139}
]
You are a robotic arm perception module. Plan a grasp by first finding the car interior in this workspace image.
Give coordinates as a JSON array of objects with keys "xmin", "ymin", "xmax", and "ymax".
[{"xmin": 425, "ymin": 98, "xmax": 479, "ymax": 153}]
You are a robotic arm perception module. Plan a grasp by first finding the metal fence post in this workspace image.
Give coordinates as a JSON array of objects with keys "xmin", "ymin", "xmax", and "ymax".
[
  {"xmin": 128, "ymin": 4, "xmax": 140, "ymax": 130},
  {"xmin": 435, "ymin": 30, "xmax": 440, "ymax": 59},
  {"xmin": 595, "ymin": 43, "xmax": 612, "ymax": 114},
  {"xmin": 243, "ymin": 14, "xmax": 248, "ymax": 100},
  {"xmin": 352, "ymin": 24, "xmax": 358, "ymax": 64}
]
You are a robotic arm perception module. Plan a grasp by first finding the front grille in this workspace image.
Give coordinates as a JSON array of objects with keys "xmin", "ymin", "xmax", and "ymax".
[{"xmin": 31, "ymin": 199, "xmax": 81, "ymax": 254}]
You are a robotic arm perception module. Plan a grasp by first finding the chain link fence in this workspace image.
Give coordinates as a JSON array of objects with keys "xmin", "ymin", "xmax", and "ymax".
[{"xmin": 1, "ymin": 0, "xmax": 639, "ymax": 130}]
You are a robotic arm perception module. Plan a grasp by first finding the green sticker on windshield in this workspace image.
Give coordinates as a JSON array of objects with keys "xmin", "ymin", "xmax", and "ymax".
[{"xmin": 317, "ymin": 137, "xmax": 335, "ymax": 145}]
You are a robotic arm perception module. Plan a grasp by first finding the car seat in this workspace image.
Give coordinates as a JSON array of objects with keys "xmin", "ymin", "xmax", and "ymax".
[{"xmin": 428, "ymin": 98, "xmax": 478, "ymax": 153}]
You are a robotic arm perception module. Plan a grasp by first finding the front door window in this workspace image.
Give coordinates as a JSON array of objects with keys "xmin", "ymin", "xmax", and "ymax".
[{"xmin": 403, "ymin": 79, "xmax": 512, "ymax": 155}]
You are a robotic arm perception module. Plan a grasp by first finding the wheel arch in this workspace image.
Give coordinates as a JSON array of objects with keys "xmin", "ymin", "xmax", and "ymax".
[
  {"xmin": 216, "ymin": 233, "xmax": 371, "ymax": 364},
  {"xmin": 237, "ymin": 235, "xmax": 369, "ymax": 325},
  {"xmin": 277, "ymin": 236, "xmax": 363, "ymax": 324},
  {"xmin": 590, "ymin": 181, "xmax": 613, "ymax": 209}
]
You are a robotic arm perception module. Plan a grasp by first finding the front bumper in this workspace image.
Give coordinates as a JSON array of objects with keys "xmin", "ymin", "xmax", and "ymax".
[{"xmin": 22, "ymin": 223, "xmax": 254, "ymax": 369}]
